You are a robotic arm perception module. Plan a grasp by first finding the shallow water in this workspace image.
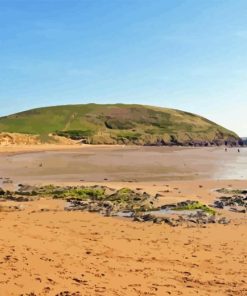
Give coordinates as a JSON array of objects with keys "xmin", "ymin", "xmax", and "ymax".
[
  {"xmin": 117, "ymin": 211, "xmax": 134, "ymax": 218},
  {"xmin": 148, "ymin": 209, "xmax": 202, "ymax": 216}
]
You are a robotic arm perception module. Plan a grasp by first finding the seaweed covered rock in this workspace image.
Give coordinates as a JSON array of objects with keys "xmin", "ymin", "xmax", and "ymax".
[
  {"xmin": 107, "ymin": 188, "xmax": 153, "ymax": 211},
  {"xmin": 213, "ymin": 194, "xmax": 247, "ymax": 213},
  {"xmin": 64, "ymin": 187, "xmax": 154, "ymax": 215},
  {"xmin": 5, "ymin": 195, "xmax": 30, "ymax": 202},
  {"xmin": 161, "ymin": 200, "xmax": 216, "ymax": 215}
]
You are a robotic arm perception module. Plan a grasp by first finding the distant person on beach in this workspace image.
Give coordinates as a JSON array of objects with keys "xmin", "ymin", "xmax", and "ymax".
[
  {"xmin": 225, "ymin": 148, "xmax": 227, "ymax": 152},
  {"xmin": 238, "ymin": 149, "xmax": 240, "ymax": 153}
]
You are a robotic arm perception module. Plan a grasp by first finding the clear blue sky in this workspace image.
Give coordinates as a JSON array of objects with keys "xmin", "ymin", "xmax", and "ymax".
[{"xmin": 0, "ymin": 0, "xmax": 246, "ymax": 136}]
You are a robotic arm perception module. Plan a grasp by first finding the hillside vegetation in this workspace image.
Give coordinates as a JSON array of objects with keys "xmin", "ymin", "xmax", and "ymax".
[{"xmin": 0, "ymin": 104, "xmax": 239, "ymax": 145}]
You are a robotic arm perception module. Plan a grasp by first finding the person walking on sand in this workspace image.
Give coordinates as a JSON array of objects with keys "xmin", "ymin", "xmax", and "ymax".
[{"xmin": 238, "ymin": 148, "xmax": 240, "ymax": 153}]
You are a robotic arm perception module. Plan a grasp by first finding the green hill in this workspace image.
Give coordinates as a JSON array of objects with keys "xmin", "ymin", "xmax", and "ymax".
[{"xmin": 0, "ymin": 104, "xmax": 239, "ymax": 145}]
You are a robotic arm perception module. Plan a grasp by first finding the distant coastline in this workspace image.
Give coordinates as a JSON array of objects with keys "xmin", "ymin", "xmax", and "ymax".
[{"xmin": 0, "ymin": 104, "xmax": 240, "ymax": 146}]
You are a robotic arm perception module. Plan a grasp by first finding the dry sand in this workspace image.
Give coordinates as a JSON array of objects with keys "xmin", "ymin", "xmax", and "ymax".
[{"xmin": 0, "ymin": 145, "xmax": 246, "ymax": 296}]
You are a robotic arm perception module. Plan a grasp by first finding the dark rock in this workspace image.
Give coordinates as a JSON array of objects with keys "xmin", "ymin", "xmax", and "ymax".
[
  {"xmin": 213, "ymin": 200, "xmax": 224, "ymax": 209},
  {"xmin": 160, "ymin": 203, "xmax": 177, "ymax": 209},
  {"xmin": 218, "ymin": 217, "xmax": 231, "ymax": 225},
  {"xmin": 229, "ymin": 207, "xmax": 246, "ymax": 213},
  {"xmin": 88, "ymin": 203, "xmax": 101, "ymax": 212},
  {"xmin": 40, "ymin": 208, "xmax": 50, "ymax": 212},
  {"xmin": 102, "ymin": 200, "xmax": 113, "ymax": 209},
  {"xmin": 133, "ymin": 216, "xmax": 144, "ymax": 222},
  {"xmin": 154, "ymin": 193, "xmax": 163, "ymax": 199},
  {"xmin": 208, "ymin": 215, "xmax": 217, "ymax": 223},
  {"xmin": 141, "ymin": 214, "xmax": 155, "ymax": 221},
  {"xmin": 214, "ymin": 195, "xmax": 247, "ymax": 211},
  {"xmin": 152, "ymin": 217, "xmax": 163, "ymax": 224},
  {"xmin": 7, "ymin": 195, "xmax": 30, "ymax": 202},
  {"xmin": 3, "ymin": 179, "xmax": 13, "ymax": 184},
  {"xmin": 188, "ymin": 218, "xmax": 198, "ymax": 224},
  {"xmin": 163, "ymin": 217, "xmax": 177, "ymax": 226}
]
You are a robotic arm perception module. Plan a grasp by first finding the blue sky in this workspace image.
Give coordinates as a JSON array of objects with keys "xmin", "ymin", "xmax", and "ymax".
[{"xmin": 0, "ymin": 0, "xmax": 247, "ymax": 136}]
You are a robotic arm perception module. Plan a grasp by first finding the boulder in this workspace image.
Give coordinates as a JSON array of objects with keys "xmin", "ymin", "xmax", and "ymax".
[
  {"xmin": 218, "ymin": 217, "xmax": 231, "ymax": 225},
  {"xmin": 141, "ymin": 214, "xmax": 154, "ymax": 221},
  {"xmin": 213, "ymin": 200, "xmax": 224, "ymax": 209}
]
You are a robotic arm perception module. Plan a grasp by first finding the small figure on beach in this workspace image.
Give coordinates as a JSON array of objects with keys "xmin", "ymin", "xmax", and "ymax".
[
  {"xmin": 225, "ymin": 148, "xmax": 227, "ymax": 152},
  {"xmin": 238, "ymin": 149, "xmax": 240, "ymax": 153}
]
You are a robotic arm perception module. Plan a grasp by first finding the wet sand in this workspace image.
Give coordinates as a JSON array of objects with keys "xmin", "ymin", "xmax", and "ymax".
[
  {"xmin": 0, "ymin": 145, "xmax": 246, "ymax": 296},
  {"xmin": 0, "ymin": 146, "xmax": 247, "ymax": 184}
]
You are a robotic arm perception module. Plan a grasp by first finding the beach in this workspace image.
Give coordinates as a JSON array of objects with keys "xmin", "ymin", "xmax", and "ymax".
[
  {"xmin": 1, "ymin": 145, "xmax": 247, "ymax": 184},
  {"xmin": 0, "ymin": 145, "xmax": 246, "ymax": 296}
]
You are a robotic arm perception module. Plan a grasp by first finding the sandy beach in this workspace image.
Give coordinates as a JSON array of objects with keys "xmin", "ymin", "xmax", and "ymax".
[
  {"xmin": 0, "ymin": 145, "xmax": 246, "ymax": 296},
  {"xmin": 1, "ymin": 0, "xmax": 246, "ymax": 295}
]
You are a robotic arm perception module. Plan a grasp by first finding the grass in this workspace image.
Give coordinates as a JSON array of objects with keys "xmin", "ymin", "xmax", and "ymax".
[
  {"xmin": 0, "ymin": 103, "xmax": 239, "ymax": 144},
  {"xmin": 174, "ymin": 201, "xmax": 216, "ymax": 215}
]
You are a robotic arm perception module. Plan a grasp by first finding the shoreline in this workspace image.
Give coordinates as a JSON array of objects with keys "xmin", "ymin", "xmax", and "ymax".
[{"xmin": 0, "ymin": 143, "xmax": 246, "ymax": 154}]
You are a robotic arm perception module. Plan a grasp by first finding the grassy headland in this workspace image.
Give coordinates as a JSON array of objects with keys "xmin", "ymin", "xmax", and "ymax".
[{"xmin": 0, "ymin": 103, "xmax": 239, "ymax": 145}]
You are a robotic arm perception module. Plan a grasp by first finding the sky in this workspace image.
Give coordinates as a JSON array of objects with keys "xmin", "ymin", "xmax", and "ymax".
[{"xmin": 0, "ymin": 0, "xmax": 247, "ymax": 136}]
